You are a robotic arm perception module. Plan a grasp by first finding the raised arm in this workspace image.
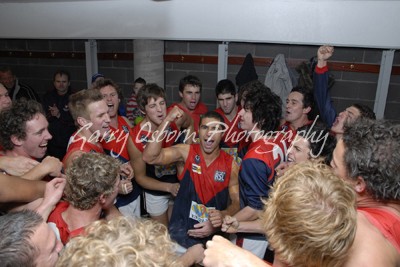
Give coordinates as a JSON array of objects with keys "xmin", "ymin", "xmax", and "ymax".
[
  {"xmin": 142, "ymin": 107, "xmax": 189, "ymax": 165},
  {"xmin": 174, "ymin": 108, "xmax": 195, "ymax": 144},
  {"xmin": 314, "ymin": 45, "xmax": 337, "ymax": 128},
  {"xmin": 35, "ymin": 177, "xmax": 66, "ymax": 219}
]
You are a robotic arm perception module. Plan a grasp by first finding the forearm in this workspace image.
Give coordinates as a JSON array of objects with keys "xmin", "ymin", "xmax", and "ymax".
[
  {"xmin": 222, "ymin": 200, "xmax": 240, "ymax": 218},
  {"xmin": 135, "ymin": 175, "xmax": 174, "ymax": 193},
  {"xmin": 0, "ymin": 176, "xmax": 45, "ymax": 202},
  {"xmin": 21, "ymin": 163, "xmax": 51, "ymax": 180},
  {"xmin": 236, "ymin": 219, "xmax": 264, "ymax": 234},
  {"xmin": 234, "ymin": 206, "xmax": 260, "ymax": 222},
  {"xmin": 142, "ymin": 119, "xmax": 172, "ymax": 164},
  {"xmin": 35, "ymin": 198, "xmax": 55, "ymax": 220},
  {"xmin": 313, "ymin": 69, "xmax": 336, "ymax": 128}
]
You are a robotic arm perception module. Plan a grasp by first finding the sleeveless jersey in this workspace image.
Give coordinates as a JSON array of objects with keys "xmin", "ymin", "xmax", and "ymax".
[
  {"xmin": 47, "ymin": 201, "xmax": 85, "ymax": 245},
  {"xmin": 62, "ymin": 132, "xmax": 104, "ymax": 165},
  {"xmin": 358, "ymin": 207, "xmax": 400, "ymax": 254},
  {"xmin": 169, "ymin": 144, "xmax": 234, "ymax": 248}
]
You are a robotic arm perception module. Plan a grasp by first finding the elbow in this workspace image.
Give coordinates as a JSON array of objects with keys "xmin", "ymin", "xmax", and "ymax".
[{"xmin": 142, "ymin": 153, "xmax": 157, "ymax": 165}]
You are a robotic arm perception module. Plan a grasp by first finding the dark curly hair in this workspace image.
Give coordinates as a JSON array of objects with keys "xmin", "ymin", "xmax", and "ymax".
[
  {"xmin": 242, "ymin": 81, "xmax": 282, "ymax": 133},
  {"xmin": 342, "ymin": 118, "xmax": 400, "ymax": 201},
  {"xmin": 0, "ymin": 99, "xmax": 44, "ymax": 151},
  {"xmin": 352, "ymin": 103, "xmax": 376, "ymax": 120}
]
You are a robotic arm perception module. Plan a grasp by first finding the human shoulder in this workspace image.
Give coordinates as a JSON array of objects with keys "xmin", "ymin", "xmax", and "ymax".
[{"xmin": 344, "ymin": 212, "xmax": 400, "ymax": 267}]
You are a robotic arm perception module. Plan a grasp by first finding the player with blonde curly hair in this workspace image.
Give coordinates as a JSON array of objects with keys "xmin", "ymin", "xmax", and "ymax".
[
  {"xmin": 57, "ymin": 216, "xmax": 182, "ymax": 267},
  {"xmin": 262, "ymin": 161, "xmax": 357, "ymax": 267},
  {"xmin": 48, "ymin": 153, "xmax": 121, "ymax": 245},
  {"xmin": 204, "ymin": 161, "xmax": 357, "ymax": 267}
]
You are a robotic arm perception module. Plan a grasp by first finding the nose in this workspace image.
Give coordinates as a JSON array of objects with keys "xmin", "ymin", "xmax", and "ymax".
[
  {"xmin": 105, "ymin": 113, "xmax": 111, "ymax": 123},
  {"xmin": 156, "ymin": 104, "xmax": 163, "ymax": 112},
  {"xmin": 238, "ymin": 109, "xmax": 245, "ymax": 117},
  {"xmin": 338, "ymin": 111, "xmax": 346, "ymax": 118},
  {"xmin": 45, "ymin": 129, "xmax": 53, "ymax": 140}
]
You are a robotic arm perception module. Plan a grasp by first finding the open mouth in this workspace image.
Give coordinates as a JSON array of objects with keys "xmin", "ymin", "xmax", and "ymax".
[
  {"xmin": 332, "ymin": 117, "xmax": 339, "ymax": 126},
  {"xmin": 203, "ymin": 138, "xmax": 214, "ymax": 148},
  {"xmin": 39, "ymin": 143, "xmax": 48, "ymax": 148}
]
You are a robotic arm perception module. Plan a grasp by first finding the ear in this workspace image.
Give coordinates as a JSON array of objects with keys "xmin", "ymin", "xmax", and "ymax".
[
  {"xmin": 179, "ymin": 91, "xmax": 183, "ymax": 99},
  {"xmin": 98, "ymin": 194, "xmax": 107, "ymax": 205},
  {"xmin": 303, "ymin": 106, "xmax": 311, "ymax": 114},
  {"xmin": 234, "ymin": 94, "xmax": 238, "ymax": 103},
  {"xmin": 354, "ymin": 176, "xmax": 367, "ymax": 193},
  {"xmin": 77, "ymin": 116, "xmax": 88, "ymax": 128},
  {"xmin": 10, "ymin": 135, "xmax": 23, "ymax": 146}
]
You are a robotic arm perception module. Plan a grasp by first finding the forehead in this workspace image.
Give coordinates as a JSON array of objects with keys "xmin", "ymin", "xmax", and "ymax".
[
  {"xmin": 200, "ymin": 117, "xmax": 221, "ymax": 126},
  {"xmin": 87, "ymin": 100, "xmax": 108, "ymax": 115},
  {"xmin": 217, "ymin": 93, "xmax": 235, "ymax": 99},
  {"xmin": 100, "ymin": 85, "xmax": 117, "ymax": 94},
  {"xmin": 54, "ymin": 74, "xmax": 68, "ymax": 80},
  {"xmin": 288, "ymin": 91, "xmax": 304, "ymax": 101},
  {"xmin": 146, "ymin": 96, "xmax": 165, "ymax": 106},
  {"xmin": 346, "ymin": 106, "xmax": 361, "ymax": 117},
  {"xmin": 183, "ymin": 85, "xmax": 200, "ymax": 93},
  {"xmin": 134, "ymin": 82, "xmax": 145, "ymax": 88},
  {"xmin": 25, "ymin": 113, "xmax": 48, "ymax": 132},
  {"xmin": 293, "ymin": 136, "xmax": 310, "ymax": 147}
]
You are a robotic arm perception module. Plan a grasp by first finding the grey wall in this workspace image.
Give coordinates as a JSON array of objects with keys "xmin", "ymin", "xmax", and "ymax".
[
  {"xmin": 1, "ymin": 1, "xmax": 399, "ymax": 49},
  {"xmin": 1, "ymin": 39, "xmax": 399, "ymax": 121}
]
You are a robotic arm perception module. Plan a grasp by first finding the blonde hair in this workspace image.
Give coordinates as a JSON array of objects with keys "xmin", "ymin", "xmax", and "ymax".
[
  {"xmin": 68, "ymin": 89, "xmax": 103, "ymax": 121},
  {"xmin": 57, "ymin": 216, "xmax": 182, "ymax": 267},
  {"xmin": 64, "ymin": 153, "xmax": 120, "ymax": 210},
  {"xmin": 262, "ymin": 161, "xmax": 357, "ymax": 267}
]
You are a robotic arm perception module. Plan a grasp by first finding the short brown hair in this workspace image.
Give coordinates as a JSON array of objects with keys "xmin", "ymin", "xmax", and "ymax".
[{"xmin": 68, "ymin": 89, "xmax": 104, "ymax": 121}]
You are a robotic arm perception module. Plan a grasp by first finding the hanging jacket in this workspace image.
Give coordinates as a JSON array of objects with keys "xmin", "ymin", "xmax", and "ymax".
[{"xmin": 264, "ymin": 54, "xmax": 293, "ymax": 113}]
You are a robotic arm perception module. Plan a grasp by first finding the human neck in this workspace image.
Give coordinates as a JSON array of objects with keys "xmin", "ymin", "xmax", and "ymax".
[
  {"xmin": 76, "ymin": 128, "xmax": 101, "ymax": 145},
  {"xmin": 225, "ymin": 106, "xmax": 238, "ymax": 122},
  {"xmin": 290, "ymin": 116, "xmax": 309, "ymax": 130},
  {"xmin": 201, "ymin": 148, "xmax": 220, "ymax": 167},
  {"xmin": 63, "ymin": 203, "xmax": 102, "ymax": 231},
  {"xmin": 357, "ymin": 195, "xmax": 400, "ymax": 212},
  {"xmin": 141, "ymin": 118, "xmax": 159, "ymax": 133},
  {"xmin": 179, "ymin": 101, "xmax": 194, "ymax": 113},
  {"xmin": 110, "ymin": 115, "xmax": 118, "ymax": 129},
  {"xmin": 5, "ymin": 148, "xmax": 32, "ymax": 159}
]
